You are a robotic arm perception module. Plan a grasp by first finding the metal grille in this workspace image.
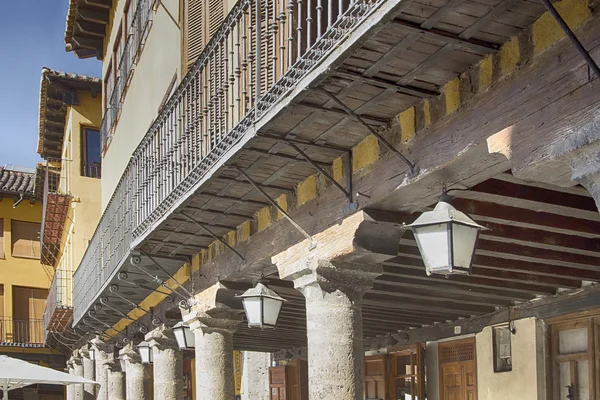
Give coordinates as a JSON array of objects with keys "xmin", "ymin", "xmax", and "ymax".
[
  {"xmin": 74, "ymin": 0, "xmax": 386, "ymax": 325},
  {"xmin": 439, "ymin": 339, "xmax": 476, "ymax": 363}
]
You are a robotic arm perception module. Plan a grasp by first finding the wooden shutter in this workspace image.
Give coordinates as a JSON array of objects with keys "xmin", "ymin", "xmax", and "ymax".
[
  {"xmin": 186, "ymin": 0, "xmax": 206, "ymax": 68},
  {"xmin": 0, "ymin": 219, "xmax": 4, "ymax": 258},
  {"xmin": 11, "ymin": 220, "xmax": 41, "ymax": 259},
  {"xmin": 0, "ymin": 285, "xmax": 4, "ymax": 319},
  {"xmin": 207, "ymin": 0, "xmax": 224, "ymax": 38}
]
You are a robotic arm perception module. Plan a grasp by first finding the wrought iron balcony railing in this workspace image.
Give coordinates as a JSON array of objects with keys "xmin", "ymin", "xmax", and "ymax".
[
  {"xmin": 101, "ymin": 0, "xmax": 153, "ymax": 148},
  {"xmin": 0, "ymin": 318, "xmax": 45, "ymax": 345},
  {"xmin": 74, "ymin": 0, "xmax": 383, "ymax": 325}
]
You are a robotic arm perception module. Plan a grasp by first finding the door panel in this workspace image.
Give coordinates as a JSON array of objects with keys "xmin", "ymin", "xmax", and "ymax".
[{"xmin": 439, "ymin": 338, "xmax": 477, "ymax": 400}]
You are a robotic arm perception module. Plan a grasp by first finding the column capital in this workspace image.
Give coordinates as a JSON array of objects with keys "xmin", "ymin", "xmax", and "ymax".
[
  {"xmin": 79, "ymin": 345, "xmax": 92, "ymax": 360},
  {"xmin": 119, "ymin": 343, "xmax": 142, "ymax": 364},
  {"xmin": 104, "ymin": 360, "xmax": 122, "ymax": 373},
  {"xmin": 145, "ymin": 324, "xmax": 178, "ymax": 350},
  {"xmin": 90, "ymin": 336, "xmax": 113, "ymax": 354},
  {"xmin": 182, "ymin": 282, "xmax": 244, "ymax": 334},
  {"xmin": 71, "ymin": 350, "xmax": 83, "ymax": 366},
  {"xmin": 272, "ymin": 211, "xmax": 403, "ymax": 299}
]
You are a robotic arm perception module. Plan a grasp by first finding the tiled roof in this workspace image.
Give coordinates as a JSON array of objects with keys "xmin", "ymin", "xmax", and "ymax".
[
  {"xmin": 0, "ymin": 166, "xmax": 36, "ymax": 196},
  {"xmin": 38, "ymin": 67, "xmax": 101, "ymax": 159}
]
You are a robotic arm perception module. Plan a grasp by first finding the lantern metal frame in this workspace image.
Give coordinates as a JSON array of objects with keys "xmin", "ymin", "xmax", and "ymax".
[
  {"xmin": 238, "ymin": 282, "xmax": 286, "ymax": 329},
  {"xmin": 407, "ymin": 194, "xmax": 488, "ymax": 276},
  {"xmin": 173, "ymin": 321, "xmax": 195, "ymax": 350},
  {"xmin": 137, "ymin": 341, "xmax": 153, "ymax": 364}
]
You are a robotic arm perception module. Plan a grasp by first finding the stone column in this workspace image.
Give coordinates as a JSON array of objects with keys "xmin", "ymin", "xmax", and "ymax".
[
  {"xmin": 66, "ymin": 358, "xmax": 75, "ymax": 400},
  {"xmin": 80, "ymin": 346, "xmax": 96, "ymax": 400},
  {"xmin": 182, "ymin": 283, "xmax": 244, "ymax": 400},
  {"xmin": 72, "ymin": 351, "xmax": 85, "ymax": 400},
  {"xmin": 90, "ymin": 337, "xmax": 114, "ymax": 400},
  {"xmin": 146, "ymin": 324, "xmax": 184, "ymax": 400},
  {"xmin": 241, "ymin": 351, "xmax": 271, "ymax": 400},
  {"xmin": 105, "ymin": 362, "xmax": 126, "ymax": 400},
  {"xmin": 120, "ymin": 343, "xmax": 151, "ymax": 400},
  {"xmin": 272, "ymin": 211, "xmax": 403, "ymax": 400}
]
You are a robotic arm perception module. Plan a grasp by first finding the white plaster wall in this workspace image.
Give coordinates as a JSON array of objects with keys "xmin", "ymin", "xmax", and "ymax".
[
  {"xmin": 476, "ymin": 318, "xmax": 546, "ymax": 400},
  {"xmin": 101, "ymin": 0, "xmax": 182, "ymax": 209}
]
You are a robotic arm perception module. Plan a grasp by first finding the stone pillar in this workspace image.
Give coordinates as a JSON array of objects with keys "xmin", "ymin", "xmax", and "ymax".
[
  {"xmin": 241, "ymin": 351, "xmax": 271, "ymax": 400},
  {"xmin": 90, "ymin": 337, "xmax": 114, "ymax": 400},
  {"xmin": 72, "ymin": 351, "xmax": 85, "ymax": 400},
  {"xmin": 120, "ymin": 343, "xmax": 151, "ymax": 400},
  {"xmin": 66, "ymin": 359, "xmax": 75, "ymax": 400},
  {"xmin": 272, "ymin": 211, "xmax": 403, "ymax": 400},
  {"xmin": 105, "ymin": 362, "xmax": 126, "ymax": 400},
  {"xmin": 80, "ymin": 346, "xmax": 96, "ymax": 400},
  {"xmin": 182, "ymin": 283, "xmax": 244, "ymax": 400},
  {"xmin": 145, "ymin": 325, "xmax": 184, "ymax": 400}
]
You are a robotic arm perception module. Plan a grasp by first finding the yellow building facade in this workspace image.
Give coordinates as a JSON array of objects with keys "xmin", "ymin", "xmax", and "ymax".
[{"xmin": 37, "ymin": 68, "xmax": 102, "ymax": 356}]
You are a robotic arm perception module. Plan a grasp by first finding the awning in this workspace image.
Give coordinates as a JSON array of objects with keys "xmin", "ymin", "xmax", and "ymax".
[{"xmin": 0, "ymin": 355, "xmax": 97, "ymax": 398}]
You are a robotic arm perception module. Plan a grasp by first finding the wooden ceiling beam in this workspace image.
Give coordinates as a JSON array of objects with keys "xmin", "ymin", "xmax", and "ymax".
[
  {"xmin": 375, "ymin": 275, "xmax": 535, "ymax": 302},
  {"xmin": 77, "ymin": 8, "xmax": 110, "ymax": 25},
  {"xmin": 331, "ymin": 70, "xmax": 438, "ymax": 98},
  {"xmin": 81, "ymin": 0, "xmax": 111, "ymax": 9},
  {"xmin": 391, "ymin": 18, "xmax": 499, "ymax": 54},
  {"xmin": 381, "ymin": 265, "xmax": 557, "ymax": 295},
  {"xmin": 363, "ymin": 293, "xmax": 495, "ymax": 316},
  {"xmin": 72, "ymin": 35, "xmax": 103, "ymax": 50},
  {"xmin": 451, "ymin": 198, "xmax": 600, "ymax": 237},
  {"xmin": 75, "ymin": 20, "xmax": 106, "ymax": 37}
]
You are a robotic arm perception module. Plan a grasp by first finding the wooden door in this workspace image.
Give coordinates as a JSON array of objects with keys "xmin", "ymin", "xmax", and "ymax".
[
  {"xmin": 439, "ymin": 338, "xmax": 477, "ymax": 400},
  {"xmin": 365, "ymin": 355, "xmax": 387, "ymax": 400},
  {"xmin": 269, "ymin": 365, "xmax": 288, "ymax": 400},
  {"xmin": 287, "ymin": 359, "xmax": 308, "ymax": 400}
]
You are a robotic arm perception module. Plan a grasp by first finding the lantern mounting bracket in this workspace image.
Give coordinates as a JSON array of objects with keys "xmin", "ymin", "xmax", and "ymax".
[
  {"xmin": 232, "ymin": 166, "xmax": 315, "ymax": 249},
  {"xmin": 117, "ymin": 271, "xmax": 176, "ymax": 302},
  {"xmin": 181, "ymin": 212, "xmax": 245, "ymax": 260},
  {"xmin": 129, "ymin": 251, "xmax": 194, "ymax": 303},
  {"xmin": 318, "ymin": 88, "xmax": 419, "ymax": 177}
]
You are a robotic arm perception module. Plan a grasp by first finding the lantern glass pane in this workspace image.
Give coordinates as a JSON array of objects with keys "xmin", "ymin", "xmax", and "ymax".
[
  {"xmin": 243, "ymin": 296, "xmax": 263, "ymax": 326},
  {"xmin": 184, "ymin": 326, "xmax": 195, "ymax": 348},
  {"xmin": 263, "ymin": 297, "xmax": 283, "ymax": 326},
  {"xmin": 413, "ymin": 223, "xmax": 450, "ymax": 273},
  {"xmin": 451, "ymin": 223, "xmax": 479, "ymax": 270},
  {"xmin": 173, "ymin": 327, "xmax": 186, "ymax": 349}
]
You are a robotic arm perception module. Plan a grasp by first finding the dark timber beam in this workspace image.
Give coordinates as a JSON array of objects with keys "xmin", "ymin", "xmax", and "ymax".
[
  {"xmin": 72, "ymin": 35, "xmax": 103, "ymax": 50},
  {"xmin": 391, "ymin": 18, "xmax": 500, "ymax": 54},
  {"xmin": 331, "ymin": 70, "xmax": 439, "ymax": 98},
  {"xmin": 75, "ymin": 20, "xmax": 106, "ymax": 37},
  {"xmin": 77, "ymin": 8, "xmax": 110, "ymax": 25}
]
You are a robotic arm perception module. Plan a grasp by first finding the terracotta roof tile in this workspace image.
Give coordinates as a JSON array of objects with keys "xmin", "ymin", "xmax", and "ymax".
[{"xmin": 0, "ymin": 166, "xmax": 36, "ymax": 196}]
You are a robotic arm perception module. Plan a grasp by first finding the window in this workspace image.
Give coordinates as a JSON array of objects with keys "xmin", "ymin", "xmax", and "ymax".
[
  {"xmin": 0, "ymin": 219, "xmax": 4, "ymax": 258},
  {"xmin": 10, "ymin": 220, "xmax": 41, "ymax": 259},
  {"xmin": 184, "ymin": 0, "xmax": 226, "ymax": 70},
  {"xmin": 81, "ymin": 127, "xmax": 102, "ymax": 178}
]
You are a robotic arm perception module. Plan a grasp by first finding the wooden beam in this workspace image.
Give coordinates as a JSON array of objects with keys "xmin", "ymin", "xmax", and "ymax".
[
  {"xmin": 421, "ymin": 0, "xmax": 465, "ymax": 29},
  {"xmin": 380, "ymin": 266, "xmax": 557, "ymax": 295},
  {"xmin": 363, "ymin": 292, "xmax": 495, "ymax": 315},
  {"xmin": 72, "ymin": 35, "xmax": 103, "ymax": 50},
  {"xmin": 77, "ymin": 8, "xmax": 110, "ymax": 25},
  {"xmin": 452, "ymin": 198, "xmax": 600, "ymax": 237},
  {"xmin": 295, "ymin": 102, "xmax": 389, "ymax": 126},
  {"xmin": 331, "ymin": 70, "xmax": 439, "ymax": 98},
  {"xmin": 364, "ymin": 33, "xmax": 422, "ymax": 77},
  {"xmin": 373, "ymin": 285, "xmax": 600, "ymax": 348},
  {"xmin": 75, "ymin": 20, "xmax": 106, "ymax": 37},
  {"xmin": 459, "ymin": 0, "xmax": 518, "ymax": 40},
  {"xmin": 396, "ymin": 44, "xmax": 455, "ymax": 85},
  {"xmin": 81, "ymin": 0, "xmax": 112, "ymax": 9},
  {"xmin": 392, "ymin": 18, "xmax": 500, "ymax": 54}
]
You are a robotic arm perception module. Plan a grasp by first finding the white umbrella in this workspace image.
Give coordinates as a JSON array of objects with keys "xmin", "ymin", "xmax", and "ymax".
[{"xmin": 0, "ymin": 355, "xmax": 97, "ymax": 399}]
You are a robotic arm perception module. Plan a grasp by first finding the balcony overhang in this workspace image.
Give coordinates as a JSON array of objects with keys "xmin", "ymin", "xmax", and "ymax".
[
  {"xmin": 64, "ymin": 0, "xmax": 111, "ymax": 59},
  {"xmin": 72, "ymin": 0, "xmax": 598, "ymax": 341}
]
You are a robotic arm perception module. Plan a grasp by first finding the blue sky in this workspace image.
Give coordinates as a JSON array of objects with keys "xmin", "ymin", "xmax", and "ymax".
[{"xmin": 0, "ymin": 1, "xmax": 101, "ymax": 168}]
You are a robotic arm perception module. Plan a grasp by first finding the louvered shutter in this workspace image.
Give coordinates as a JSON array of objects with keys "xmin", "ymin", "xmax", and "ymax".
[
  {"xmin": 249, "ymin": 1, "xmax": 277, "ymax": 99},
  {"xmin": 186, "ymin": 0, "xmax": 206, "ymax": 68},
  {"xmin": 207, "ymin": 0, "xmax": 224, "ymax": 38}
]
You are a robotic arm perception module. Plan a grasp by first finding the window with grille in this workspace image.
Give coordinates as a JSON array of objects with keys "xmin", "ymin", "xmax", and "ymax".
[{"xmin": 81, "ymin": 127, "xmax": 102, "ymax": 178}]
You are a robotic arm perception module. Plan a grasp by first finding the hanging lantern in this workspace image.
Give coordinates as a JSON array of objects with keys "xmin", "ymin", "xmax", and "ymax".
[
  {"xmin": 88, "ymin": 348, "xmax": 96, "ymax": 361},
  {"xmin": 238, "ymin": 282, "xmax": 286, "ymax": 329},
  {"xmin": 173, "ymin": 321, "xmax": 195, "ymax": 350},
  {"xmin": 137, "ymin": 341, "xmax": 153, "ymax": 364},
  {"xmin": 407, "ymin": 198, "xmax": 488, "ymax": 276}
]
